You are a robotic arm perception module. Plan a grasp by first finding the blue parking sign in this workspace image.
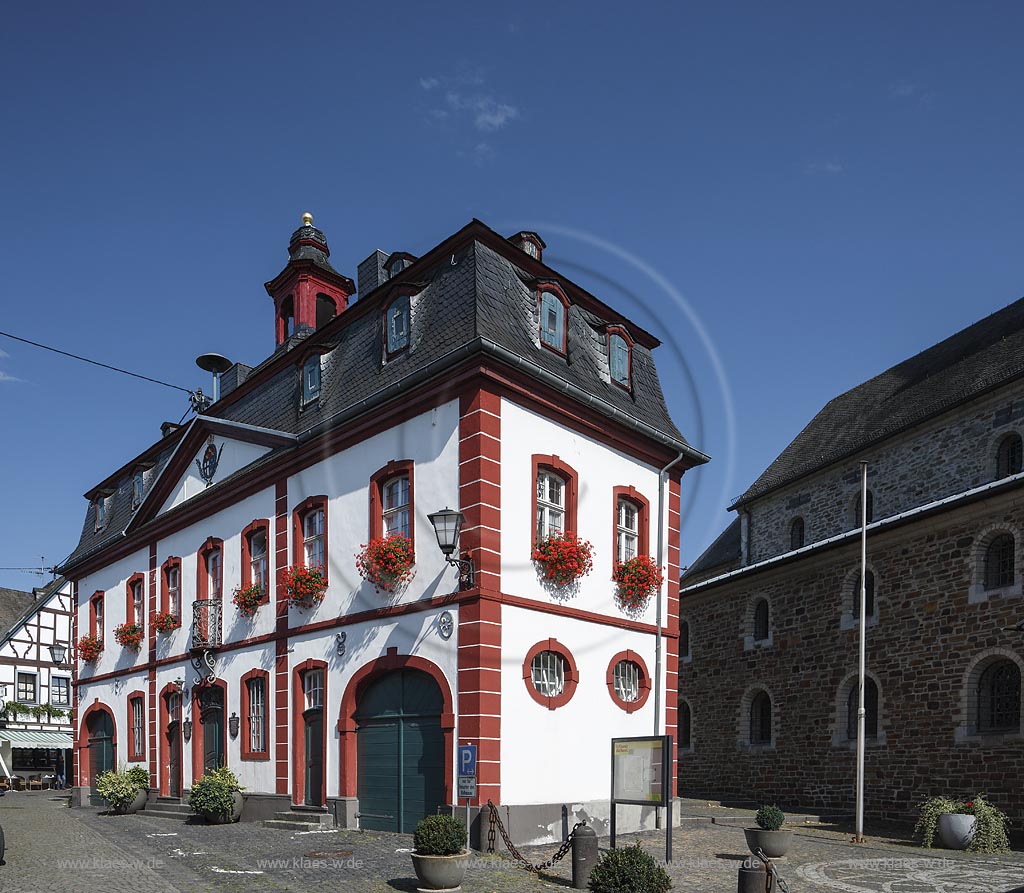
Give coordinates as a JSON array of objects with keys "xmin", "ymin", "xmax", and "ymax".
[{"xmin": 458, "ymin": 744, "xmax": 477, "ymax": 778}]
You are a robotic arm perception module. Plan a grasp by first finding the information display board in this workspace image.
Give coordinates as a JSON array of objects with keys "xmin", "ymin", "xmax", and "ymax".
[{"xmin": 611, "ymin": 736, "xmax": 669, "ymax": 806}]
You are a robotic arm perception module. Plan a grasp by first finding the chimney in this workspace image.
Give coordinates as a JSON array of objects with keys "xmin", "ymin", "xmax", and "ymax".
[
  {"xmin": 219, "ymin": 362, "xmax": 253, "ymax": 399},
  {"xmin": 358, "ymin": 249, "xmax": 389, "ymax": 297},
  {"xmin": 264, "ymin": 213, "xmax": 355, "ymax": 347}
]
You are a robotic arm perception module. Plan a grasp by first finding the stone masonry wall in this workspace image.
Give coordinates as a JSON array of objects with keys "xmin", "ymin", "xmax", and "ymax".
[
  {"xmin": 679, "ymin": 489, "xmax": 1024, "ymax": 824},
  {"xmin": 744, "ymin": 384, "xmax": 1024, "ymax": 565}
]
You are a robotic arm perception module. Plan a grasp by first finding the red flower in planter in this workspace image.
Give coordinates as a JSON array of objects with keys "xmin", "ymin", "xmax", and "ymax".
[
  {"xmin": 356, "ymin": 536, "xmax": 415, "ymax": 593},
  {"xmin": 153, "ymin": 611, "xmax": 179, "ymax": 634},
  {"xmin": 613, "ymin": 555, "xmax": 664, "ymax": 609},
  {"xmin": 77, "ymin": 634, "xmax": 102, "ymax": 664},
  {"xmin": 113, "ymin": 622, "xmax": 144, "ymax": 651},
  {"xmin": 281, "ymin": 565, "xmax": 327, "ymax": 609},
  {"xmin": 532, "ymin": 533, "xmax": 594, "ymax": 586},
  {"xmin": 232, "ymin": 584, "xmax": 265, "ymax": 618}
]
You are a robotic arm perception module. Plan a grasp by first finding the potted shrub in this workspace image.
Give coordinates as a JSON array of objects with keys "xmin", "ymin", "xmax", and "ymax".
[
  {"xmin": 613, "ymin": 555, "xmax": 664, "ymax": 609},
  {"xmin": 356, "ymin": 535, "xmax": 415, "ymax": 593},
  {"xmin": 113, "ymin": 622, "xmax": 144, "ymax": 651},
  {"xmin": 281, "ymin": 564, "xmax": 328, "ymax": 609},
  {"xmin": 744, "ymin": 805, "xmax": 792, "ymax": 858},
  {"xmin": 411, "ymin": 814, "xmax": 469, "ymax": 891},
  {"xmin": 78, "ymin": 634, "xmax": 101, "ymax": 664},
  {"xmin": 532, "ymin": 532, "xmax": 594, "ymax": 586},
  {"xmin": 588, "ymin": 843, "xmax": 671, "ymax": 893},
  {"xmin": 153, "ymin": 610, "xmax": 178, "ymax": 634},
  {"xmin": 232, "ymin": 583, "xmax": 264, "ymax": 618},
  {"xmin": 96, "ymin": 766, "xmax": 149, "ymax": 815},
  {"xmin": 915, "ymin": 794, "xmax": 1010, "ymax": 852},
  {"xmin": 187, "ymin": 766, "xmax": 244, "ymax": 824}
]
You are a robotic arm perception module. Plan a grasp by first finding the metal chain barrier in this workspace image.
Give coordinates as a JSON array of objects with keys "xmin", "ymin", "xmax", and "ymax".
[
  {"xmin": 755, "ymin": 849, "xmax": 792, "ymax": 893},
  {"xmin": 486, "ymin": 800, "xmax": 585, "ymax": 872}
]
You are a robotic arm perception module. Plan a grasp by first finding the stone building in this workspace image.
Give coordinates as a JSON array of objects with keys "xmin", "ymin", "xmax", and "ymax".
[
  {"xmin": 680, "ymin": 298, "xmax": 1024, "ymax": 824},
  {"xmin": 59, "ymin": 215, "xmax": 705, "ymax": 842}
]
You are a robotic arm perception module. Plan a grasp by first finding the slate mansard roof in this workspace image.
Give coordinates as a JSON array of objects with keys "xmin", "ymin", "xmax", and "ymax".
[
  {"xmin": 733, "ymin": 296, "xmax": 1024, "ymax": 508},
  {"xmin": 60, "ymin": 219, "xmax": 707, "ymax": 574}
]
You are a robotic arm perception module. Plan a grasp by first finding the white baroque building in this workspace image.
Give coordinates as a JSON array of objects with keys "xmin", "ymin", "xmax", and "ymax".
[{"xmin": 61, "ymin": 217, "xmax": 706, "ymax": 842}]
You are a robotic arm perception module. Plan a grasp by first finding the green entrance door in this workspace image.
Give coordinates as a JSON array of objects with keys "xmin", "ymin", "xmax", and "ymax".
[
  {"xmin": 355, "ymin": 669, "xmax": 445, "ymax": 832},
  {"xmin": 87, "ymin": 710, "xmax": 115, "ymax": 807}
]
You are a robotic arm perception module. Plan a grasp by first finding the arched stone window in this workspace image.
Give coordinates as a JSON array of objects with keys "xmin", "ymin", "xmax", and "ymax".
[
  {"xmin": 852, "ymin": 489, "xmax": 875, "ymax": 527},
  {"xmin": 985, "ymin": 535, "xmax": 1015, "ymax": 590},
  {"xmin": 790, "ymin": 517, "xmax": 805, "ymax": 551},
  {"xmin": 969, "ymin": 526, "xmax": 1022, "ymax": 603},
  {"xmin": 996, "ymin": 432, "xmax": 1023, "ymax": 479},
  {"xmin": 679, "ymin": 699, "xmax": 693, "ymax": 750},
  {"xmin": 753, "ymin": 599, "xmax": 769, "ymax": 642},
  {"xmin": 680, "ymin": 620, "xmax": 691, "ymax": 662},
  {"xmin": 833, "ymin": 671, "xmax": 885, "ymax": 746},
  {"xmin": 958, "ymin": 650, "xmax": 1024, "ymax": 739},
  {"xmin": 840, "ymin": 564, "xmax": 880, "ymax": 629},
  {"xmin": 749, "ymin": 691, "xmax": 772, "ymax": 745},
  {"xmin": 738, "ymin": 685, "xmax": 776, "ymax": 749},
  {"xmin": 743, "ymin": 596, "xmax": 773, "ymax": 650}
]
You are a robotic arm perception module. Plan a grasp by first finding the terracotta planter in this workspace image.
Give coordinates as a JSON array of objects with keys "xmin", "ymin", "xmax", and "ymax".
[
  {"xmin": 410, "ymin": 850, "xmax": 470, "ymax": 891},
  {"xmin": 744, "ymin": 828, "xmax": 792, "ymax": 859},
  {"xmin": 202, "ymin": 790, "xmax": 243, "ymax": 824},
  {"xmin": 937, "ymin": 813, "xmax": 976, "ymax": 849}
]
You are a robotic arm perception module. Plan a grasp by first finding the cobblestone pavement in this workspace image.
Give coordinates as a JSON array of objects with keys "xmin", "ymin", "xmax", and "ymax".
[{"xmin": 2, "ymin": 793, "xmax": 1024, "ymax": 892}]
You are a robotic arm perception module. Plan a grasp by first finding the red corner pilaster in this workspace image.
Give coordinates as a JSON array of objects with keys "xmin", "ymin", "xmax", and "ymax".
[
  {"xmin": 148, "ymin": 543, "xmax": 158, "ymax": 788},
  {"xmin": 274, "ymin": 479, "xmax": 290, "ymax": 795}
]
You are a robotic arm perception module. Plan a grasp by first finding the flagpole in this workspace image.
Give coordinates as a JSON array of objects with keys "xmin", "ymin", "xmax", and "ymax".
[{"xmin": 855, "ymin": 460, "xmax": 868, "ymax": 843}]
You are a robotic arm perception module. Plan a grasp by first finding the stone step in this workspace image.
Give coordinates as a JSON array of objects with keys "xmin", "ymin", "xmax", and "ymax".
[
  {"xmin": 263, "ymin": 819, "xmax": 333, "ymax": 832},
  {"xmin": 270, "ymin": 810, "xmax": 332, "ymax": 825},
  {"xmin": 145, "ymin": 801, "xmax": 193, "ymax": 819}
]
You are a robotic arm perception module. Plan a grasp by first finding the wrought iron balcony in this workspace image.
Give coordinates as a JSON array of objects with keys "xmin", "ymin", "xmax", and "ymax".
[{"xmin": 191, "ymin": 599, "xmax": 223, "ymax": 650}]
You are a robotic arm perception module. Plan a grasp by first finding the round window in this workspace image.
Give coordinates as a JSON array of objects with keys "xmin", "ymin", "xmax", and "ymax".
[
  {"xmin": 530, "ymin": 650, "xmax": 565, "ymax": 697},
  {"xmin": 613, "ymin": 660, "xmax": 640, "ymax": 702}
]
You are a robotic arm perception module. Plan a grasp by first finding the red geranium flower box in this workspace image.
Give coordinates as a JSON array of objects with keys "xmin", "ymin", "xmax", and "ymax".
[
  {"xmin": 281, "ymin": 565, "xmax": 327, "ymax": 609},
  {"xmin": 113, "ymin": 622, "xmax": 144, "ymax": 651},
  {"xmin": 232, "ymin": 584, "xmax": 265, "ymax": 618},
  {"xmin": 356, "ymin": 536, "xmax": 415, "ymax": 593},
  {"xmin": 153, "ymin": 610, "xmax": 179, "ymax": 634},
  {"xmin": 613, "ymin": 555, "xmax": 664, "ymax": 608},
  {"xmin": 78, "ymin": 634, "xmax": 102, "ymax": 664},
  {"xmin": 532, "ymin": 533, "xmax": 594, "ymax": 586}
]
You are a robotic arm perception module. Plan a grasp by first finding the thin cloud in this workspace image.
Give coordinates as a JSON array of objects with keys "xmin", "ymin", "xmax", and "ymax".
[
  {"xmin": 0, "ymin": 348, "xmax": 8, "ymax": 358},
  {"xmin": 890, "ymin": 81, "xmax": 919, "ymax": 99},
  {"xmin": 0, "ymin": 371, "xmax": 22, "ymax": 383},
  {"xmin": 444, "ymin": 92, "xmax": 519, "ymax": 132},
  {"xmin": 419, "ymin": 77, "xmax": 439, "ymax": 91},
  {"xmin": 419, "ymin": 70, "xmax": 522, "ymax": 160},
  {"xmin": 805, "ymin": 160, "xmax": 844, "ymax": 176}
]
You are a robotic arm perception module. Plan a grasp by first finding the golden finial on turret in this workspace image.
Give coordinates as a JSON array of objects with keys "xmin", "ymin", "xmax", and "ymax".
[{"xmin": 301, "ymin": 212, "xmax": 313, "ymax": 227}]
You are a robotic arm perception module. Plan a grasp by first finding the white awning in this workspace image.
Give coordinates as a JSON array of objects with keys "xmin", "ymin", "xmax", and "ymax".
[{"xmin": 0, "ymin": 730, "xmax": 73, "ymax": 747}]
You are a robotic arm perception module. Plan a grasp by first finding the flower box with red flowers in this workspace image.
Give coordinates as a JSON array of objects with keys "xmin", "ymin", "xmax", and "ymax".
[
  {"xmin": 113, "ymin": 622, "xmax": 144, "ymax": 651},
  {"xmin": 281, "ymin": 565, "xmax": 327, "ymax": 609},
  {"xmin": 154, "ymin": 610, "xmax": 179, "ymax": 634},
  {"xmin": 613, "ymin": 555, "xmax": 664, "ymax": 608},
  {"xmin": 232, "ymin": 583, "xmax": 265, "ymax": 618},
  {"xmin": 78, "ymin": 634, "xmax": 102, "ymax": 664},
  {"xmin": 532, "ymin": 533, "xmax": 594, "ymax": 586},
  {"xmin": 355, "ymin": 535, "xmax": 415, "ymax": 593}
]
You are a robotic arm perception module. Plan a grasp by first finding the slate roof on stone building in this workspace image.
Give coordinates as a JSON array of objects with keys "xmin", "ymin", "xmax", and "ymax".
[
  {"xmin": 681, "ymin": 517, "xmax": 741, "ymax": 582},
  {"xmin": 733, "ymin": 295, "xmax": 1024, "ymax": 508},
  {"xmin": 61, "ymin": 220, "xmax": 703, "ymax": 572}
]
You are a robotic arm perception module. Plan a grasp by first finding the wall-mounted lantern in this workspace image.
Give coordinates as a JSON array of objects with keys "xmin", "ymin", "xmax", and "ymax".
[
  {"xmin": 428, "ymin": 507, "xmax": 474, "ymax": 589},
  {"xmin": 182, "ymin": 718, "xmax": 192, "ymax": 743},
  {"xmin": 49, "ymin": 643, "xmax": 68, "ymax": 666}
]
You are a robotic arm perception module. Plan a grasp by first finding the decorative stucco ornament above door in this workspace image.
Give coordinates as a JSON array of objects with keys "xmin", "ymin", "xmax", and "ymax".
[{"xmin": 196, "ymin": 436, "xmax": 224, "ymax": 487}]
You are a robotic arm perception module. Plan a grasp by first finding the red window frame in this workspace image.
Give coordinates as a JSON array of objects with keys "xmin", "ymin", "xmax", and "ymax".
[
  {"xmin": 160, "ymin": 557, "xmax": 182, "ymax": 624},
  {"xmin": 611, "ymin": 486, "xmax": 651, "ymax": 572},
  {"xmin": 522, "ymin": 638, "xmax": 579, "ymax": 710},
  {"xmin": 368, "ymin": 460, "xmax": 415, "ymax": 552},
  {"xmin": 240, "ymin": 668, "xmax": 270, "ymax": 761},
  {"xmin": 531, "ymin": 454, "xmax": 579, "ymax": 548},
  {"xmin": 125, "ymin": 572, "xmax": 146, "ymax": 630},
  {"xmin": 196, "ymin": 537, "xmax": 224, "ymax": 602},
  {"xmin": 536, "ymin": 283, "xmax": 570, "ymax": 356},
  {"xmin": 240, "ymin": 519, "xmax": 272, "ymax": 604},
  {"xmin": 89, "ymin": 591, "xmax": 105, "ymax": 646},
  {"xmin": 127, "ymin": 691, "xmax": 146, "ymax": 761},
  {"xmin": 605, "ymin": 649, "xmax": 652, "ymax": 713},
  {"xmin": 606, "ymin": 325, "xmax": 633, "ymax": 390},
  {"xmin": 292, "ymin": 496, "xmax": 329, "ymax": 580}
]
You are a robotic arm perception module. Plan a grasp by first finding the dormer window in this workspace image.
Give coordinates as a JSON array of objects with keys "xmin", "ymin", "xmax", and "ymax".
[
  {"xmin": 522, "ymin": 240, "xmax": 539, "ymax": 259},
  {"xmin": 539, "ymin": 290, "xmax": 567, "ymax": 354},
  {"xmin": 510, "ymin": 231, "xmax": 545, "ymax": 262},
  {"xmin": 386, "ymin": 295, "xmax": 411, "ymax": 356},
  {"xmin": 131, "ymin": 470, "xmax": 145, "ymax": 509},
  {"xmin": 93, "ymin": 494, "xmax": 109, "ymax": 531},
  {"xmin": 608, "ymin": 329, "xmax": 631, "ymax": 387},
  {"xmin": 302, "ymin": 355, "xmax": 321, "ymax": 404}
]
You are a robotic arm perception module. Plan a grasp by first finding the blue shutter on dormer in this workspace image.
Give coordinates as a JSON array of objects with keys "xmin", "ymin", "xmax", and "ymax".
[
  {"xmin": 610, "ymin": 335, "xmax": 629, "ymax": 384},
  {"xmin": 303, "ymin": 356, "xmax": 321, "ymax": 403},
  {"xmin": 540, "ymin": 292, "xmax": 564, "ymax": 350},
  {"xmin": 387, "ymin": 298, "xmax": 410, "ymax": 353}
]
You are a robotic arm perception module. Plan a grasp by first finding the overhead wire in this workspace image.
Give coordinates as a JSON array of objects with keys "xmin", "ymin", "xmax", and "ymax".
[{"xmin": 0, "ymin": 329, "xmax": 193, "ymax": 393}]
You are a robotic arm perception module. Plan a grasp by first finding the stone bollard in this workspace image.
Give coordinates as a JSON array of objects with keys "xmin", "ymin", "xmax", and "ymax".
[
  {"xmin": 571, "ymin": 825, "xmax": 599, "ymax": 889},
  {"xmin": 737, "ymin": 856, "xmax": 768, "ymax": 893}
]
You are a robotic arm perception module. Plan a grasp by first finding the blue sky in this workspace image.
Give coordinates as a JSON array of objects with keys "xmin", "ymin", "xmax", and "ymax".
[{"xmin": 1, "ymin": 2, "xmax": 1022, "ymax": 590}]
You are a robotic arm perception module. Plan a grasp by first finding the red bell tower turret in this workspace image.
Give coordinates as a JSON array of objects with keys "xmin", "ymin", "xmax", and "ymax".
[{"xmin": 264, "ymin": 213, "xmax": 355, "ymax": 346}]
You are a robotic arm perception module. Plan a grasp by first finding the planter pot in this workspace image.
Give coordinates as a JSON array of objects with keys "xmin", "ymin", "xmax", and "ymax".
[
  {"xmin": 110, "ymin": 790, "xmax": 148, "ymax": 815},
  {"xmin": 410, "ymin": 851, "xmax": 470, "ymax": 892},
  {"xmin": 937, "ymin": 813, "xmax": 976, "ymax": 850},
  {"xmin": 202, "ymin": 791, "xmax": 244, "ymax": 825},
  {"xmin": 744, "ymin": 828, "xmax": 792, "ymax": 859}
]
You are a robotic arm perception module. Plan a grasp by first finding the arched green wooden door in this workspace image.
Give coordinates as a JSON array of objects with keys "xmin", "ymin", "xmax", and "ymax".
[
  {"xmin": 355, "ymin": 669, "xmax": 445, "ymax": 832},
  {"xmin": 87, "ymin": 710, "xmax": 115, "ymax": 807}
]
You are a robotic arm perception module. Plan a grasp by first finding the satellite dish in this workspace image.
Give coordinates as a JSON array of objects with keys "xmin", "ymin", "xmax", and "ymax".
[
  {"xmin": 195, "ymin": 353, "xmax": 233, "ymax": 404},
  {"xmin": 196, "ymin": 353, "xmax": 233, "ymax": 374}
]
